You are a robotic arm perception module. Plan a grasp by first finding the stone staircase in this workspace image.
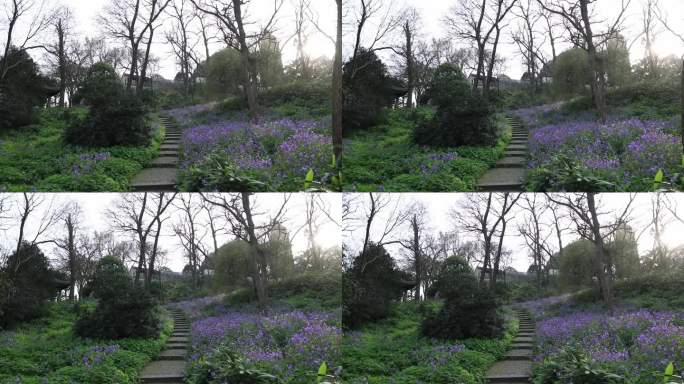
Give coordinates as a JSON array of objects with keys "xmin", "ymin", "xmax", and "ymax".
[
  {"xmin": 478, "ymin": 116, "xmax": 528, "ymax": 192},
  {"xmin": 485, "ymin": 308, "xmax": 535, "ymax": 384},
  {"xmin": 139, "ymin": 308, "xmax": 190, "ymax": 383},
  {"xmin": 130, "ymin": 115, "xmax": 181, "ymax": 192}
]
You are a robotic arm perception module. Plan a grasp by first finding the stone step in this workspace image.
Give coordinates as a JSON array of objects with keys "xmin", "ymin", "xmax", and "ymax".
[
  {"xmin": 503, "ymin": 151, "xmax": 526, "ymax": 158},
  {"xmin": 514, "ymin": 336, "xmax": 534, "ymax": 343},
  {"xmin": 150, "ymin": 157, "xmax": 179, "ymax": 168},
  {"xmin": 168, "ymin": 336, "xmax": 190, "ymax": 343},
  {"xmin": 158, "ymin": 150, "xmax": 179, "ymax": 157},
  {"xmin": 504, "ymin": 349, "xmax": 533, "ymax": 361},
  {"xmin": 139, "ymin": 360, "xmax": 186, "ymax": 383},
  {"xmin": 130, "ymin": 168, "xmax": 178, "ymax": 192},
  {"xmin": 486, "ymin": 360, "xmax": 532, "ymax": 383},
  {"xmin": 510, "ymin": 139, "xmax": 527, "ymax": 145},
  {"xmin": 478, "ymin": 168, "xmax": 525, "ymax": 192},
  {"xmin": 160, "ymin": 144, "xmax": 180, "ymax": 151},
  {"xmin": 509, "ymin": 343, "xmax": 534, "ymax": 350},
  {"xmin": 496, "ymin": 157, "xmax": 525, "ymax": 168},
  {"xmin": 507, "ymin": 144, "xmax": 528, "ymax": 151},
  {"xmin": 158, "ymin": 349, "xmax": 187, "ymax": 361}
]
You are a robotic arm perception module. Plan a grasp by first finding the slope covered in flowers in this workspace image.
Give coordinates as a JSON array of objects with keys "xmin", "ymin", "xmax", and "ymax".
[
  {"xmin": 166, "ymin": 105, "xmax": 332, "ymax": 191},
  {"xmin": 520, "ymin": 297, "xmax": 684, "ymax": 383},
  {"xmin": 515, "ymin": 104, "xmax": 683, "ymax": 191},
  {"xmin": 174, "ymin": 296, "xmax": 341, "ymax": 384}
]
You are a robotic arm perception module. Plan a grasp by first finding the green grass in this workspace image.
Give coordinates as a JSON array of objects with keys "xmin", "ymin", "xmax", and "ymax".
[
  {"xmin": 341, "ymin": 301, "xmax": 518, "ymax": 384},
  {"xmin": 343, "ymin": 108, "xmax": 512, "ymax": 191},
  {"xmin": 0, "ymin": 107, "xmax": 164, "ymax": 192},
  {"xmin": 0, "ymin": 301, "xmax": 173, "ymax": 384}
]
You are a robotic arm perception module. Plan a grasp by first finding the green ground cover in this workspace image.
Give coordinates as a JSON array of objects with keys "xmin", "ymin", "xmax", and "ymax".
[
  {"xmin": 0, "ymin": 301, "xmax": 172, "ymax": 384},
  {"xmin": 0, "ymin": 108, "xmax": 163, "ymax": 192},
  {"xmin": 340, "ymin": 300, "xmax": 518, "ymax": 384},
  {"xmin": 343, "ymin": 108, "xmax": 512, "ymax": 191}
]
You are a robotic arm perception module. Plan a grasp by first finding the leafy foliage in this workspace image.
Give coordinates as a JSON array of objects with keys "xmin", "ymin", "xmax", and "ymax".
[
  {"xmin": 65, "ymin": 63, "xmax": 150, "ymax": 147},
  {"xmin": 75, "ymin": 257, "xmax": 160, "ymax": 340},
  {"xmin": 0, "ymin": 243, "xmax": 64, "ymax": 328},
  {"xmin": 0, "ymin": 48, "xmax": 51, "ymax": 130},
  {"xmin": 343, "ymin": 49, "xmax": 399, "ymax": 132},
  {"xmin": 414, "ymin": 65, "xmax": 498, "ymax": 147},
  {"xmin": 343, "ymin": 244, "xmax": 412, "ymax": 329},
  {"xmin": 0, "ymin": 108, "xmax": 162, "ymax": 191},
  {"xmin": 343, "ymin": 108, "xmax": 510, "ymax": 191},
  {"xmin": 421, "ymin": 257, "xmax": 504, "ymax": 339},
  {"xmin": 533, "ymin": 347, "xmax": 627, "ymax": 384},
  {"xmin": 187, "ymin": 345, "xmax": 280, "ymax": 384},
  {"xmin": 0, "ymin": 300, "xmax": 172, "ymax": 383}
]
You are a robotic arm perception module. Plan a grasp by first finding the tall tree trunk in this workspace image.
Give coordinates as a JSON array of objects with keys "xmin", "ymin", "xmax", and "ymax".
[
  {"xmin": 680, "ymin": 57, "xmax": 683, "ymax": 159},
  {"xmin": 242, "ymin": 193, "xmax": 268, "ymax": 306},
  {"xmin": 492, "ymin": 220, "xmax": 506, "ymax": 285},
  {"xmin": 580, "ymin": 0, "xmax": 607, "ymax": 123},
  {"xmin": 485, "ymin": 26, "xmax": 502, "ymax": 93},
  {"xmin": 66, "ymin": 215, "xmax": 76, "ymax": 300},
  {"xmin": 57, "ymin": 20, "xmax": 66, "ymax": 107},
  {"xmin": 233, "ymin": 0, "xmax": 259, "ymax": 119},
  {"xmin": 587, "ymin": 193, "xmax": 613, "ymax": 312},
  {"xmin": 332, "ymin": 0, "xmax": 343, "ymax": 169},
  {"xmin": 404, "ymin": 21, "xmax": 414, "ymax": 108},
  {"xmin": 411, "ymin": 215, "xmax": 421, "ymax": 300},
  {"xmin": 138, "ymin": 27, "xmax": 155, "ymax": 92}
]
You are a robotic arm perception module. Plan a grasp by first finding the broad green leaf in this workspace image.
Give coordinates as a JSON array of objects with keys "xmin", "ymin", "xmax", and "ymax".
[
  {"xmin": 655, "ymin": 170, "xmax": 664, "ymax": 183},
  {"xmin": 306, "ymin": 169, "xmax": 315, "ymax": 183},
  {"xmin": 317, "ymin": 362, "xmax": 328, "ymax": 383},
  {"xmin": 665, "ymin": 362, "xmax": 674, "ymax": 378}
]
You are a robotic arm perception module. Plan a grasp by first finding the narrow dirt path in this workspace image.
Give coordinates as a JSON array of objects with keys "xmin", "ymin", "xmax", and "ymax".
[
  {"xmin": 131, "ymin": 115, "xmax": 181, "ymax": 192},
  {"xmin": 138, "ymin": 307, "xmax": 190, "ymax": 383},
  {"xmin": 485, "ymin": 308, "xmax": 535, "ymax": 384},
  {"xmin": 478, "ymin": 116, "xmax": 529, "ymax": 192}
]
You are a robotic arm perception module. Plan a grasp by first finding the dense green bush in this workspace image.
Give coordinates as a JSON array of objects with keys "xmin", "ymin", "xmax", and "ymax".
[
  {"xmin": 343, "ymin": 244, "xmax": 412, "ymax": 328},
  {"xmin": 75, "ymin": 257, "xmax": 159, "ymax": 339},
  {"xmin": 187, "ymin": 345, "xmax": 280, "ymax": 384},
  {"xmin": 533, "ymin": 347, "xmax": 626, "ymax": 384},
  {"xmin": 421, "ymin": 257, "xmax": 503, "ymax": 339},
  {"xmin": 65, "ymin": 63, "xmax": 150, "ymax": 147},
  {"xmin": 343, "ymin": 49, "xmax": 399, "ymax": 132},
  {"xmin": 413, "ymin": 65, "xmax": 497, "ymax": 147},
  {"xmin": 526, "ymin": 154, "xmax": 617, "ymax": 192},
  {"xmin": 0, "ymin": 243, "xmax": 64, "ymax": 328},
  {"xmin": 0, "ymin": 48, "xmax": 51, "ymax": 130}
]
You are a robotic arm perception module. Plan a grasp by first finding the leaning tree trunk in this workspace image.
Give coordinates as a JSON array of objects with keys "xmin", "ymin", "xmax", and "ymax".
[
  {"xmin": 680, "ymin": 57, "xmax": 683, "ymax": 159},
  {"xmin": 332, "ymin": 0, "xmax": 343, "ymax": 170},
  {"xmin": 580, "ymin": 0, "xmax": 608, "ymax": 123}
]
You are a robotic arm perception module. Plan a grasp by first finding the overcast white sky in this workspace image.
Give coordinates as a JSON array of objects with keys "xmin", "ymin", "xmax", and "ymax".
[
  {"xmin": 0, "ymin": 193, "xmax": 341, "ymax": 273},
  {"xmin": 4, "ymin": 0, "xmax": 336, "ymax": 79},
  {"xmin": 345, "ymin": 0, "xmax": 684, "ymax": 80},
  {"xmin": 344, "ymin": 193, "xmax": 684, "ymax": 273}
]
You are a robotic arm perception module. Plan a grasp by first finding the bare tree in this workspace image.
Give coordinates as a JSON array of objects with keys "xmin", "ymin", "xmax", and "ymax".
[
  {"xmin": 653, "ymin": 3, "xmax": 683, "ymax": 157},
  {"xmin": 15, "ymin": 193, "xmax": 64, "ymax": 255},
  {"xmin": 191, "ymin": 0, "xmax": 284, "ymax": 119},
  {"xmin": 517, "ymin": 194, "xmax": 555, "ymax": 288},
  {"xmin": 538, "ymin": 0, "xmax": 631, "ymax": 122},
  {"xmin": 512, "ymin": 0, "xmax": 546, "ymax": 91},
  {"xmin": 44, "ymin": 6, "xmax": 72, "ymax": 107},
  {"xmin": 540, "ymin": 8, "xmax": 558, "ymax": 61},
  {"xmin": 445, "ymin": 0, "xmax": 518, "ymax": 92},
  {"xmin": 173, "ymin": 194, "xmax": 211, "ymax": 288},
  {"xmin": 55, "ymin": 201, "xmax": 81, "ymax": 300},
  {"xmin": 399, "ymin": 202, "xmax": 426, "ymax": 300},
  {"xmin": 452, "ymin": 193, "xmax": 520, "ymax": 286},
  {"xmin": 202, "ymin": 193, "xmax": 290, "ymax": 307},
  {"xmin": 107, "ymin": 193, "xmax": 176, "ymax": 288},
  {"xmin": 546, "ymin": 193, "xmax": 634, "ymax": 311},
  {"xmin": 398, "ymin": 7, "xmax": 420, "ymax": 108},
  {"xmin": 0, "ymin": 0, "xmax": 54, "ymax": 82},
  {"xmin": 166, "ymin": 0, "xmax": 199, "ymax": 96},
  {"xmin": 359, "ymin": 193, "xmax": 409, "ymax": 258},
  {"xmin": 100, "ymin": 0, "xmax": 170, "ymax": 90}
]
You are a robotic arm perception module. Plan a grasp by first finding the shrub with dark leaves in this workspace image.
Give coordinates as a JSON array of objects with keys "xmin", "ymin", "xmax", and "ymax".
[
  {"xmin": 0, "ymin": 49, "xmax": 51, "ymax": 130},
  {"xmin": 421, "ymin": 256, "xmax": 504, "ymax": 340},
  {"xmin": 65, "ymin": 63, "xmax": 150, "ymax": 147},
  {"xmin": 75, "ymin": 256, "xmax": 159, "ymax": 339}
]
